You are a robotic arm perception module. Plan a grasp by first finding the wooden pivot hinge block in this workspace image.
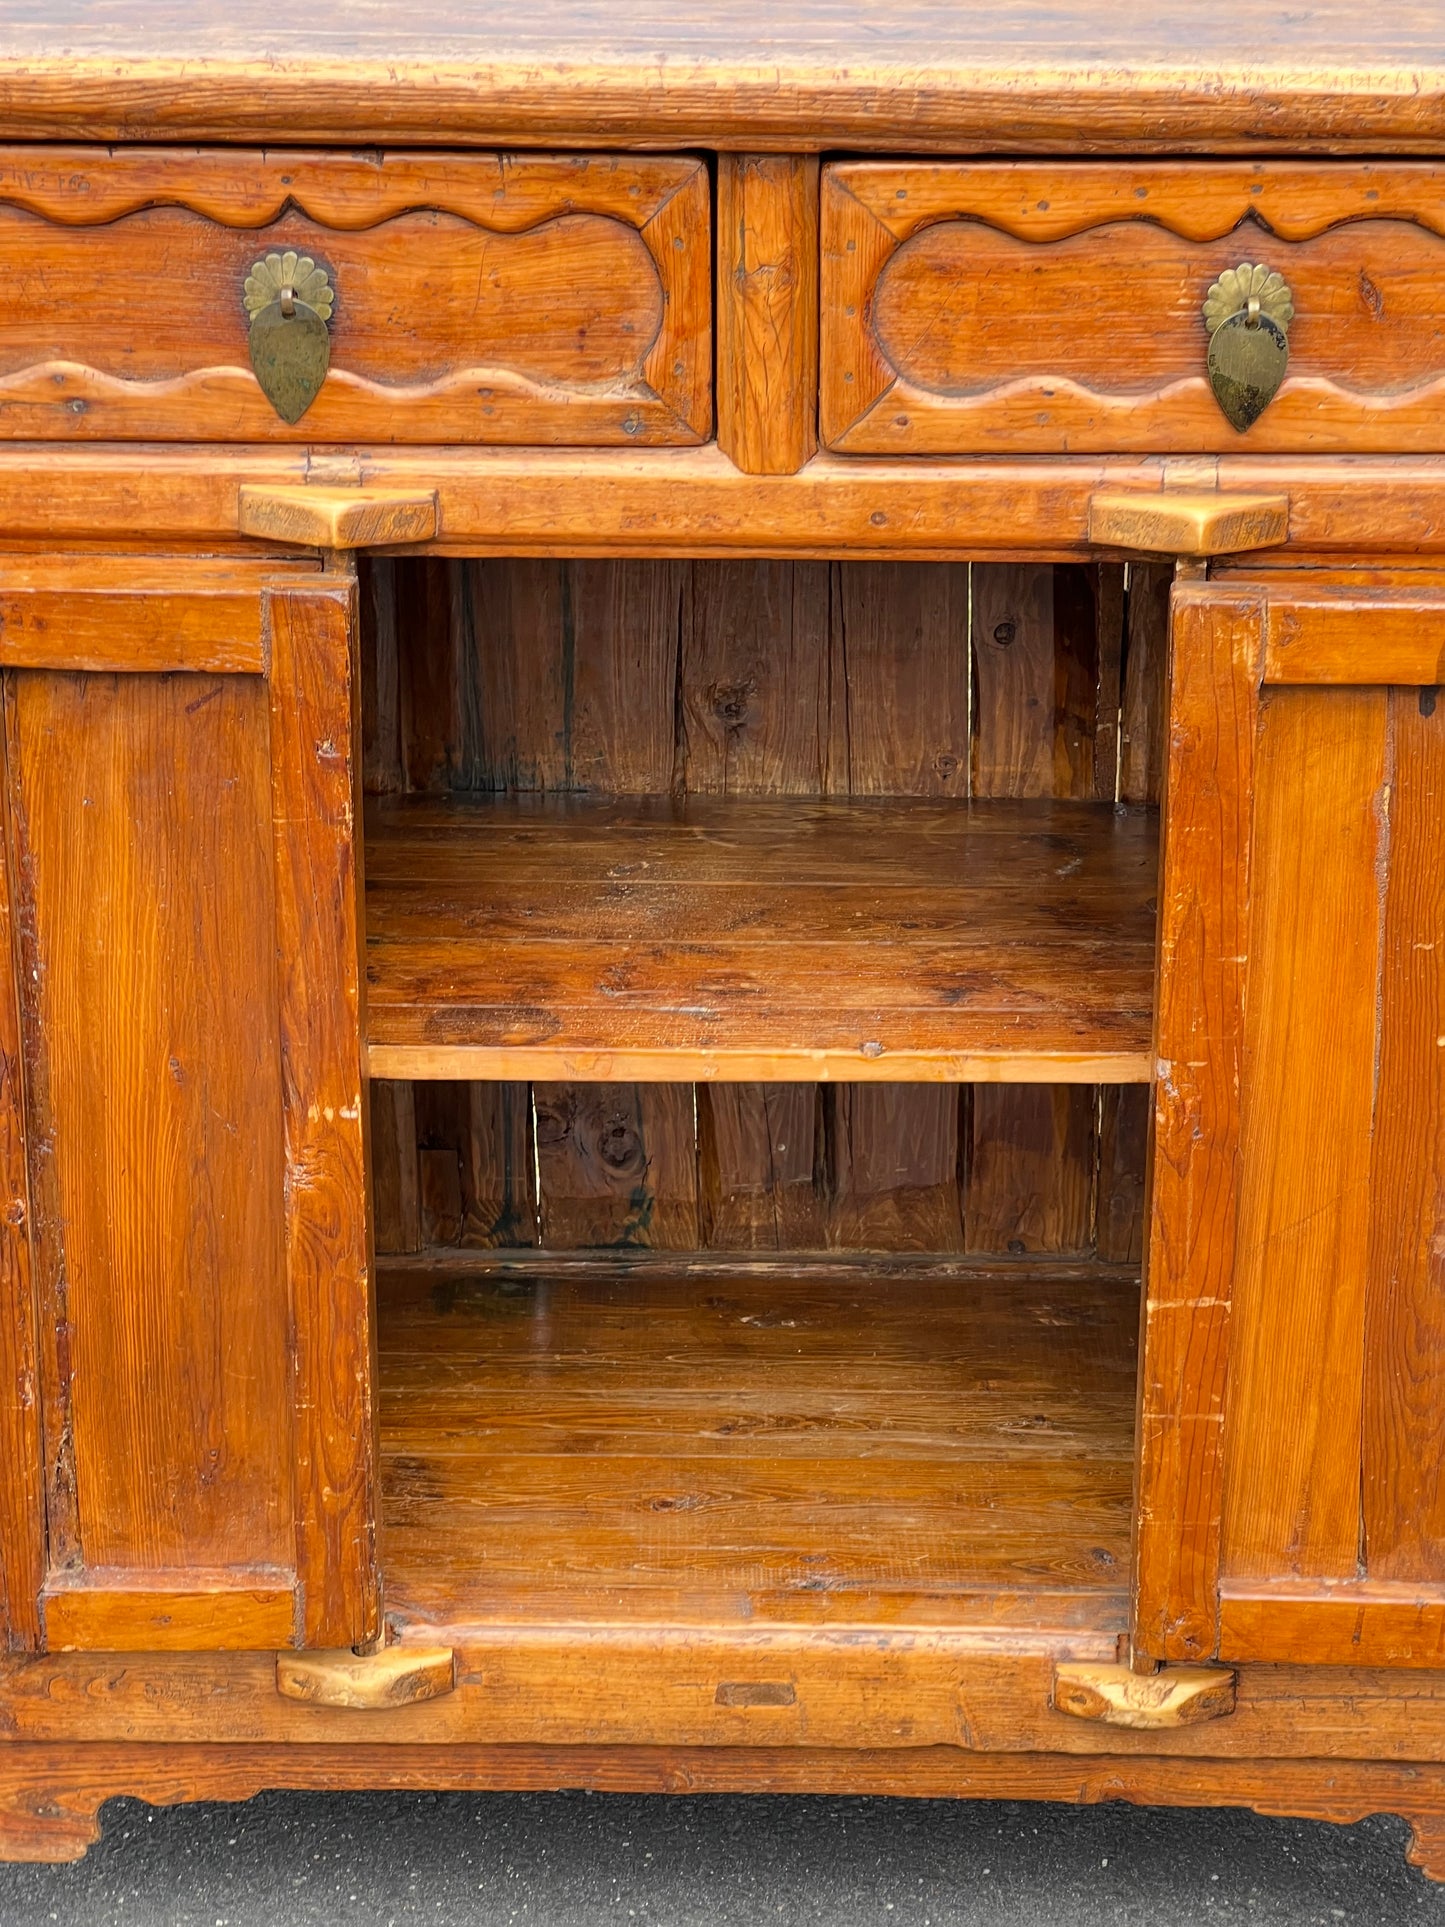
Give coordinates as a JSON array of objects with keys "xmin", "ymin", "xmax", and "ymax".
[
  {"xmin": 1051, "ymin": 1660, "xmax": 1237, "ymax": 1729},
  {"xmin": 238, "ymin": 485, "xmax": 438, "ymax": 550},
  {"xmin": 275, "ymin": 1645, "xmax": 457, "ymax": 1709},
  {"xmin": 1088, "ymin": 490, "xmax": 1289, "ymax": 557}
]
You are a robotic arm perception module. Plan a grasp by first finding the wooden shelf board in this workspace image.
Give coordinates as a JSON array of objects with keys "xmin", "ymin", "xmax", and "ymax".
[
  {"xmin": 377, "ymin": 1258, "xmax": 1139, "ymax": 1636},
  {"xmin": 365, "ymin": 795, "xmax": 1158, "ymax": 1082}
]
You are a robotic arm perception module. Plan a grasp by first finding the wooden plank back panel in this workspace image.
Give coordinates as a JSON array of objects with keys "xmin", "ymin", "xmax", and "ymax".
[
  {"xmin": 5, "ymin": 670, "xmax": 293, "ymax": 1580},
  {"xmin": 1362, "ymin": 689, "xmax": 1445, "ymax": 1582},
  {"xmin": 965, "ymin": 562, "xmax": 1124, "ymax": 1258},
  {"xmin": 366, "ymin": 556, "xmax": 1156, "ymax": 1260}
]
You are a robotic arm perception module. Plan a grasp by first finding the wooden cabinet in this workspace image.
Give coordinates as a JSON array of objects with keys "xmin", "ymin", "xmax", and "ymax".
[
  {"xmin": 0, "ymin": 556, "xmax": 375, "ymax": 1653},
  {"xmin": 5, "ymin": 0, "xmax": 1445, "ymax": 1879},
  {"xmin": 1137, "ymin": 570, "xmax": 1445, "ymax": 1670}
]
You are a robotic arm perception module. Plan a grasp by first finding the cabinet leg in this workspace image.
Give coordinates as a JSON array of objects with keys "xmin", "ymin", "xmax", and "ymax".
[
  {"xmin": 0, "ymin": 1750, "xmax": 106, "ymax": 1863},
  {"xmin": 1406, "ymin": 1814, "xmax": 1445, "ymax": 1884}
]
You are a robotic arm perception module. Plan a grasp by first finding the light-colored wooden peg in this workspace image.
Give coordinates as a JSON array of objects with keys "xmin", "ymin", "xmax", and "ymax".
[
  {"xmin": 275, "ymin": 1645, "xmax": 456, "ymax": 1709},
  {"xmin": 1052, "ymin": 1660, "xmax": 1237, "ymax": 1729},
  {"xmin": 238, "ymin": 485, "xmax": 438, "ymax": 550},
  {"xmin": 1088, "ymin": 490, "xmax": 1289, "ymax": 557}
]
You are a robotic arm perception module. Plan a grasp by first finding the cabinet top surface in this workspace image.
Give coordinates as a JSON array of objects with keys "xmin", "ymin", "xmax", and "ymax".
[{"xmin": 0, "ymin": 0, "xmax": 1441, "ymax": 151}]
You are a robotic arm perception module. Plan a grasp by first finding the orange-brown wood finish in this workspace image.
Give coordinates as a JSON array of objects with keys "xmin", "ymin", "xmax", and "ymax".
[
  {"xmin": 823, "ymin": 163, "xmax": 1445, "ymax": 456},
  {"xmin": 717, "ymin": 156, "xmax": 819, "ymax": 476},
  {"xmin": 2, "ymin": 7, "xmax": 1445, "ymax": 1883},
  {"xmin": 0, "ymin": 149, "xmax": 710, "ymax": 445},
  {"xmin": 0, "ymin": 557, "xmax": 375, "ymax": 1654}
]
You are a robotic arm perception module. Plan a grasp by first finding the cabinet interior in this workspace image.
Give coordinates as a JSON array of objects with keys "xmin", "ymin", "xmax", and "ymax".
[{"xmin": 360, "ymin": 555, "xmax": 1168, "ymax": 1643}]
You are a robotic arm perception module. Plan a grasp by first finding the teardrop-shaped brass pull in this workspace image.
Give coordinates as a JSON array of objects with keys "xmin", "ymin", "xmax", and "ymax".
[
  {"xmin": 1203, "ymin": 264, "xmax": 1293, "ymax": 433},
  {"xmin": 243, "ymin": 251, "xmax": 335, "ymax": 425}
]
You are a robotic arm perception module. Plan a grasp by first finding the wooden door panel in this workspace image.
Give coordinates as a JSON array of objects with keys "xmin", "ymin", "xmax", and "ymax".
[
  {"xmin": 9, "ymin": 670, "xmax": 292, "ymax": 1582},
  {"xmin": 0, "ymin": 555, "xmax": 374, "ymax": 1653},
  {"xmin": 1137, "ymin": 572, "xmax": 1445, "ymax": 1667}
]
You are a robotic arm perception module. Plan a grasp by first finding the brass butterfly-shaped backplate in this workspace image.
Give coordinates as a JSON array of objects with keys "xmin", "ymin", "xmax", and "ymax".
[
  {"xmin": 243, "ymin": 251, "xmax": 335, "ymax": 425},
  {"xmin": 1202, "ymin": 264, "xmax": 1294, "ymax": 433}
]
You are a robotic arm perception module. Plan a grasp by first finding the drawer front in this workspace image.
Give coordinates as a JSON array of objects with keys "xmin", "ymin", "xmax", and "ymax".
[
  {"xmin": 0, "ymin": 148, "xmax": 710, "ymax": 444},
  {"xmin": 822, "ymin": 162, "xmax": 1445, "ymax": 456}
]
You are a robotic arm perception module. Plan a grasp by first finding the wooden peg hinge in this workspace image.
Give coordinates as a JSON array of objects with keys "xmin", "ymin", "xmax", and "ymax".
[
  {"xmin": 1051, "ymin": 1660, "xmax": 1237, "ymax": 1729},
  {"xmin": 1088, "ymin": 490, "xmax": 1288, "ymax": 558},
  {"xmin": 276, "ymin": 1644, "xmax": 456, "ymax": 1709},
  {"xmin": 238, "ymin": 484, "xmax": 438, "ymax": 551}
]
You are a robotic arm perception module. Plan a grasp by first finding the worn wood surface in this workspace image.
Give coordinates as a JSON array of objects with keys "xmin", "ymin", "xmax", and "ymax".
[
  {"xmin": 268, "ymin": 579, "xmax": 380, "ymax": 1650},
  {"xmin": 238, "ymin": 487, "xmax": 437, "ymax": 551},
  {"xmin": 5, "ymin": 666, "xmax": 295, "ymax": 1588},
  {"xmin": 1132, "ymin": 581, "xmax": 1260, "ymax": 1662},
  {"xmin": 824, "ymin": 163, "xmax": 1445, "ymax": 455},
  {"xmin": 1089, "ymin": 494, "xmax": 1290, "ymax": 557},
  {"xmin": 0, "ymin": 149, "xmax": 709, "ymax": 445},
  {"xmin": 366, "ymin": 556, "xmax": 1157, "ymax": 1258},
  {"xmin": 0, "ymin": 556, "xmax": 272, "ymax": 674},
  {"xmin": 1051, "ymin": 1661, "xmax": 1236, "ymax": 1729},
  {"xmin": 717, "ymin": 156, "xmax": 818, "ymax": 476},
  {"xmin": 275, "ymin": 1646, "xmax": 456, "ymax": 1708},
  {"xmin": 0, "ymin": 445, "xmax": 1443, "ymax": 559},
  {"xmin": 0, "ymin": 4, "xmax": 1441, "ymax": 151},
  {"xmin": 365, "ymin": 794, "xmax": 1157, "ymax": 1079},
  {"xmin": 376, "ymin": 1260, "xmax": 1138, "ymax": 1629}
]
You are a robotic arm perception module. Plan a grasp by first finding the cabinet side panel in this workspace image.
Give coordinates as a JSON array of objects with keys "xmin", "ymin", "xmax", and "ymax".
[
  {"xmin": 0, "ymin": 694, "xmax": 41, "ymax": 1649},
  {"xmin": 1221, "ymin": 686, "xmax": 1388, "ymax": 1583},
  {"xmin": 1362, "ymin": 688, "xmax": 1445, "ymax": 1581},
  {"xmin": 7, "ymin": 670, "xmax": 292, "ymax": 1576},
  {"xmin": 268, "ymin": 584, "xmax": 378, "ymax": 1649}
]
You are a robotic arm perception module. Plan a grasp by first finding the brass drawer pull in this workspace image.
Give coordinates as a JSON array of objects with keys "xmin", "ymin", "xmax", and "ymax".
[
  {"xmin": 1204, "ymin": 263, "xmax": 1294, "ymax": 432},
  {"xmin": 243, "ymin": 251, "xmax": 335, "ymax": 424}
]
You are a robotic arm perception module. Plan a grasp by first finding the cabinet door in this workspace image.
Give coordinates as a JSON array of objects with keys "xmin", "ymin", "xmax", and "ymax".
[
  {"xmin": 1135, "ymin": 569, "xmax": 1445, "ymax": 1667},
  {"xmin": 0, "ymin": 555, "xmax": 375, "ymax": 1653}
]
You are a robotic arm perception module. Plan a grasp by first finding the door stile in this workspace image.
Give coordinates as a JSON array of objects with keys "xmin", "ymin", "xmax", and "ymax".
[
  {"xmin": 267, "ymin": 570, "xmax": 381, "ymax": 1650},
  {"xmin": 1133, "ymin": 576, "xmax": 1264, "ymax": 1661},
  {"xmin": 0, "ymin": 692, "xmax": 43, "ymax": 1652}
]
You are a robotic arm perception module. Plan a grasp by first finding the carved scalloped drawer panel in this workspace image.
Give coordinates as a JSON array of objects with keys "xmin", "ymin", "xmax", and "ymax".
[
  {"xmin": 0, "ymin": 148, "xmax": 711, "ymax": 443},
  {"xmin": 821, "ymin": 161, "xmax": 1445, "ymax": 456}
]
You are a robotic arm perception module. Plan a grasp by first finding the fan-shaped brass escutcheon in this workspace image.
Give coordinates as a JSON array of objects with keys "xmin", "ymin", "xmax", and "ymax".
[
  {"xmin": 243, "ymin": 251, "xmax": 335, "ymax": 425},
  {"xmin": 1203, "ymin": 264, "xmax": 1294, "ymax": 433}
]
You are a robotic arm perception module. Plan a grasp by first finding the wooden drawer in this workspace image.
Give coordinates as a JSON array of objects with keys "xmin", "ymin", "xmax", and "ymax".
[
  {"xmin": 822, "ymin": 163, "xmax": 1445, "ymax": 456},
  {"xmin": 0, "ymin": 148, "xmax": 710, "ymax": 444}
]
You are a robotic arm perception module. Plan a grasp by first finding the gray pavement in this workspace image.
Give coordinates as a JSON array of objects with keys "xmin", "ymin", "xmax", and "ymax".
[{"xmin": 2, "ymin": 1790, "xmax": 1445, "ymax": 1925}]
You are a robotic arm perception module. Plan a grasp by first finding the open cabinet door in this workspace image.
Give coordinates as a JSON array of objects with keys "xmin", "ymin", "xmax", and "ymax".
[
  {"xmin": 1135, "ymin": 567, "xmax": 1445, "ymax": 1667},
  {"xmin": 0, "ymin": 555, "xmax": 375, "ymax": 1653}
]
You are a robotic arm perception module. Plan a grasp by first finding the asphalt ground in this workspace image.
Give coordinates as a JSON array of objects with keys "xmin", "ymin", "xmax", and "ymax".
[{"xmin": 3, "ymin": 1789, "xmax": 1445, "ymax": 1925}]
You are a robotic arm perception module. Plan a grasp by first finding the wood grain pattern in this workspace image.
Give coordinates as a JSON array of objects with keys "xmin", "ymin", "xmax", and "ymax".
[
  {"xmin": 0, "ymin": 3, "xmax": 1442, "ymax": 151},
  {"xmin": 238, "ymin": 487, "xmax": 437, "ymax": 551},
  {"xmin": 364, "ymin": 794, "xmax": 1158, "ymax": 1079},
  {"xmin": 376, "ymin": 1261, "xmax": 1138, "ymax": 1628},
  {"xmin": 41, "ymin": 1577, "xmax": 296, "ymax": 1653},
  {"xmin": 0, "ymin": 149, "xmax": 709, "ymax": 445},
  {"xmin": 1220, "ymin": 687, "xmax": 1389, "ymax": 1585},
  {"xmin": 1089, "ymin": 494, "xmax": 1290, "ymax": 557},
  {"xmin": 1263, "ymin": 588, "xmax": 1445, "ymax": 684},
  {"xmin": 1133, "ymin": 582, "xmax": 1260, "ymax": 1661},
  {"xmin": 0, "ymin": 556, "xmax": 271, "ymax": 673},
  {"xmin": 717, "ymin": 157, "xmax": 819, "ymax": 476},
  {"xmin": 0, "ymin": 444, "xmax": 1442, "ymax": 560},
  {"xmin": 1361, "ymin": 690, "xmax": 1445, "ymax": 1584},
  {"xmin": 824, "ymin": 162, "xmax": 1445, "ymax": 456},
  {"xmin": 1219, "ymin": 1586, "xmax": 1445, "ymax": 1668},
  {"xmin": 0, "ymin": 696, "xmax": 39, "ymax": 1652},
  {"xmin": 267, "ymin": 580, "xmax": 379, "ymax": 1649},
  {"xmin": 5, "ymin": 667, "xmax": 295, "ymax": 1582}
]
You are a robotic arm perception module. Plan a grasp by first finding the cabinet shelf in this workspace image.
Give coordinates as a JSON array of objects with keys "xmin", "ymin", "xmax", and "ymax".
[
  {"xmin": 365, "ymin": 795, "xmax": 1158, "ymax": 1083},
  {"xmin": 377, "ymin": 1256, "xmax": 1139, "ymax": 1638}
]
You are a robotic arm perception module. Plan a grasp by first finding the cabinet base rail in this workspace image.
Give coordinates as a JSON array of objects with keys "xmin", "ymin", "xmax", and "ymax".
[{"xmin": 4, "ymin": 1741, "xmax": 1445, "ymax": 1879}]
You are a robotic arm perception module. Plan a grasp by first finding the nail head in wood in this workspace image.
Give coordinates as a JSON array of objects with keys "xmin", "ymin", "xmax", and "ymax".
[
  {"xmin": 238, "ymin": 485, "xmax": 438, "ymax": 551},
  {"xmin": 275, "ymin": 1645, "xmax": 457, "ymax": 1709},
  {"xmin": 1088, "ymin": 490, "xmax": 1289, "ymax": 556},
  {"xmin": 1052, "ymin": 1660, "xmax": 1237, "ymax": 1728}
]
